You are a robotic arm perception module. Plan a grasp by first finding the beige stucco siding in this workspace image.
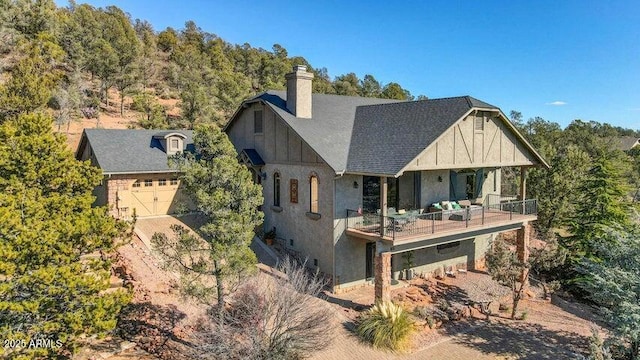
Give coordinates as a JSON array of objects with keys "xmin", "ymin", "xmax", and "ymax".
[
  {"xmin": 420, "ymin": 170, "xmax": 450, "ymax": 206},
  {"xmin": 406, "ymin": 114, "xmax": 538, "ymax": 171}
]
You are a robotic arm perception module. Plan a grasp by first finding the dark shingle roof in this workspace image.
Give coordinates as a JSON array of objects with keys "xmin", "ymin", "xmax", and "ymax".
[
  {"xmin": 253, "ymin": 91, "xmax": 400, "ymax": 173},
  {"xmin": 347, "ymin": 96, "xmax": 496, "ymax": 175},
  {"xmin": 82, "ymin": 129, "xmax": 193, "ymax": 174},
  {"xmin": 248, "ymin": 91, "xmax": 500, "ymax": 176},
  {"xmin": 241, "ymin": 148, "xmax": 265, "ymax": 166}
]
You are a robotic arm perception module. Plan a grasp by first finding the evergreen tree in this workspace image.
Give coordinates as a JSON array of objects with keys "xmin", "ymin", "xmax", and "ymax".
[
  {"xmin": 568, "ymin": 154, "xmax": 631, "ymax": 259},
  {"xmin": 0, "ymin": 113, "xmax": 130, "ymax": 358},
  {"xmin": 578, "ymin": 227, "xmax": 640, "ymax": 359},
  {"xmin": 152, "ymin": 125, "xmax": 263, "ymax": 322}
]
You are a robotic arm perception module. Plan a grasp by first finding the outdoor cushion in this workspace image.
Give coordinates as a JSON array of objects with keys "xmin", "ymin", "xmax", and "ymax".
[
  {"xmin": 431, "ymin": 203, "xmax": 442, "ymax": 209},
  {"xmin": 452, "ymin": 203, "xmax": 462, "ymax": 210}
]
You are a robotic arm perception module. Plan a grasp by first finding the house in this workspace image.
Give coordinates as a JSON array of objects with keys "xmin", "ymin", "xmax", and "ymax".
[
  {"xmin": 225, "ymin": 65, "xmax": 549, "ymax": 300},
  {"xmin": 616, "ymin": 136, "xmax": 640, "ymax": 152},
  {"xmin": 75, "ymin": 129, "xmax": 194, "ymax": 219}
]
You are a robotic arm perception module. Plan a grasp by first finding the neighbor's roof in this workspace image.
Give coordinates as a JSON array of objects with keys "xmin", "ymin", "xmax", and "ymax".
[
  {"xmin": 347, "ymin": 96, "xmax": 497, "ymax": 175},
  {"xmin": 617, "ymin": 136, "xmax": 640, "ymax": 151},
  {"xmin": 79, "ymin": 129, "xmax": 194, "ymax": 174},
  {"xmin": 233, "ymin": 91, "xmax": 502, "ymax": 176}
]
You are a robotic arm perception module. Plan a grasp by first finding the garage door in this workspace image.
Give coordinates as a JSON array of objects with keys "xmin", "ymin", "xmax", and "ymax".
[{"xmin": 126, "ymin": 178, "xmax": 182, "ymax": 217}]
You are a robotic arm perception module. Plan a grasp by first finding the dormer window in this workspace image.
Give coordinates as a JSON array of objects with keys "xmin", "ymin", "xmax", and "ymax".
[{"xmin": 153, "ymin": 131, "xmax": 187, "ymax": 156}]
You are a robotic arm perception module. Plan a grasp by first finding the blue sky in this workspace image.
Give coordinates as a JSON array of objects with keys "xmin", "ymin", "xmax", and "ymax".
[{"xmin": 63, "ymin": 0, "xmax": 640, "ymax": 130}]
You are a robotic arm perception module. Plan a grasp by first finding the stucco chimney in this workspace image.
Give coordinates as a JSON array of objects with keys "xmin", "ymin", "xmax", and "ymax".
[{"xmin": 285, "ymin": 65, "xmax": 314, "ymax": 118}]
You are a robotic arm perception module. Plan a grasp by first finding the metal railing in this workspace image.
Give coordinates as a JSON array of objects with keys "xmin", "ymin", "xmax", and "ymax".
[{"xmin": 346, "ymin": 198, "xmax": 537, "ymax": 242}]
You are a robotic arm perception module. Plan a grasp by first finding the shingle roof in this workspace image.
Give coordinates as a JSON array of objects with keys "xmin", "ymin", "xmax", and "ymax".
[
  {"xmin": 248, "ymin": 92, "xmax": 500, "ymax": 175},
  {"xmin": 618, "ymin": 136, "xmax": 640, "ymax": 151},
  {"xmin": 81, "ymin": 129, "xmax": 194, "ymax": 174},
  {"xmin": 252, "ymin": 91, "xmax": 400, "ymax": 173},
  {"xmin": 241, "ymin": 148, "xmax": 265, "ymax": 166},
  {"xmin": 347, "ymin": 96, "xmax": 497, "ymax": 175}
]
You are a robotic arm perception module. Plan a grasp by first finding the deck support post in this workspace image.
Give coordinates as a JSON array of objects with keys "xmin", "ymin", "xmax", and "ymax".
[
  {"xmin": 380, "ymin": 176, "xmax": 388, "ymax": 237},
  {"xmin": 517, "ymin": 223, "xmax": 531, "ymax": 284},
  {"xmin": 520, "ymin": 166, "xmax": 527, "ymax": 215}
]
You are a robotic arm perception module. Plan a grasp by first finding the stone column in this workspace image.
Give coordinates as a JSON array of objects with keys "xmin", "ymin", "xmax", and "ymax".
[
  {"xmin": 374, "ymin": 250, "xmax": 391, "ymax": 303},
  {"xmin": 517, "ymin": 223, "xmax": 531, "ymax": 283}
]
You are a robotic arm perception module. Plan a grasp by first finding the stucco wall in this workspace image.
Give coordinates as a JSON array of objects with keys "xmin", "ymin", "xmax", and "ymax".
[
  {"xmin": 403, "ymin": 113, "xmax": 539, "ymax": 171},
  {"xmin": 333, "ymin": 174, "xmax": 370, "ymax": 290},
  {"xmin": 227, "ymin": 102, "xmax": 334, "ymax": 278},
  {"xmin": 420, "ymin": 170, "xmax": 450, "ymax": 206},
  {"xmin": 262, "ymin": 163, "xmax": 334, "ymax": 276},
  {"xmin": 391, "ymin": 233, "xmax": 494, "ymax": 278}
]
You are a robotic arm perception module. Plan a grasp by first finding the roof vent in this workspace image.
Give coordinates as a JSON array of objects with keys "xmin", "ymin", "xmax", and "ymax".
[{"xmin": 285, "ymin": 65, "xmax": 314, "ymax": 118}]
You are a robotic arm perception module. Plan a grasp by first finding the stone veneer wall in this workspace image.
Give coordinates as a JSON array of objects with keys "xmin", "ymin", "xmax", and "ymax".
[{"xmin": 106, "ymin": 177, "xmax": 132, "ymax": 218}]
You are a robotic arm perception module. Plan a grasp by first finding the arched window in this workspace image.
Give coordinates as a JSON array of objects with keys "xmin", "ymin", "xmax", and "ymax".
[
  {"xmin": 309, "ymin": 175, "xmax": 318, "ymax": 213},
  {"xmin": 273, "ymin": 172, "xmax": 281, "ymax": 207}
]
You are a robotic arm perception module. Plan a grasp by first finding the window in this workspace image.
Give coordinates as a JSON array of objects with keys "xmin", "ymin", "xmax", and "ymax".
[
  {"xmin": 170, "ymin": 178, "xmax": 179, "ymax": 185},
  {"xmin": 474, "ymin": 115, "xmax": 484, "ymax": 131},
  {"xmin": 273, "ymin": 172, "xmax": 281, "ymax": 206},
  {"xmin": 254, "ymin": 110, "xmax": 263, "ymax": 134},
  {"xmin": 290, "ymin": 179, "xmax": 298, "ymax": 203},
  {"xmin": 144, "ymin": 179, "xmax": 152, "ymax": 187},
  {"xmin": 132, "ymin": 180, "xmax": 141, "ymax": 188},
  {"xmin": 171, "ymin": 138, "xmax": 179, "ymax": 150},
  {"xmin": 309, "ymin": 175, "xmax": 318, "ymax": 213},
  {"xmin": 158, "ymin": 179, "xmax": 167, "ymax": 186}
]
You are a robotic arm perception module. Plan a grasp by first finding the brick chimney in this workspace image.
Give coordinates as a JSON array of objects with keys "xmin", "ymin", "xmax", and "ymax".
[{"xmin": 285, "ymin": 65, "xmax": 314, "ymax": 118}]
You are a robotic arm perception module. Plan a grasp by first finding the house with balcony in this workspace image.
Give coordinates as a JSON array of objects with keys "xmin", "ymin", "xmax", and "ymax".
[{"xmin": 224, "ymin": 66, "xmax": 549, "ymax": 300}]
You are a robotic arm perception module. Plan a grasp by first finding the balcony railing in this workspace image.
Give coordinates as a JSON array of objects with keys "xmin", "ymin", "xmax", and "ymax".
[{"xmin": 346, "ymin": 198, "xmax": 537, "ymax": 242}]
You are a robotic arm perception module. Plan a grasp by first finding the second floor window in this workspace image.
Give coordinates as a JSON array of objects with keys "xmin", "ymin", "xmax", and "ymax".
[
  {"xmin": 144, "ymin": 179, "xmax": 153, "ymax": 187},
  {"xmin": 274, "ymin": 172, "xmax": 281, "ymax": 207},
  {"xmin": 309, "ymin": 175, "xmax": 318, "ymax": 213},
  {"xmin": 254, "ymin": 110, "xmax": 263, "ymax": 134}
]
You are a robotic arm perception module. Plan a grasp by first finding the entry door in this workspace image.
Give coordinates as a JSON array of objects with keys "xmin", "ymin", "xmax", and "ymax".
[{"xmin": 365, "ymin": 242, "xmax": 376, "ymax": 279}]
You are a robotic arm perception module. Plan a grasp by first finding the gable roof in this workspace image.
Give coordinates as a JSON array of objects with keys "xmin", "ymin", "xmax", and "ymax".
[
  {"xmin": 347, "ymin": 96, "xmax": 497, "ymax": 175},
  {"xmin": 232, "ymin": 90, "xmax": 399, "ymax": 173},
  {"xmin": 77, "ymin": 129, "xmax": 194, "ymax": 174},
  {"xmin": 225, "ymin": 91, "xmax": 547, "ymax": 176}
]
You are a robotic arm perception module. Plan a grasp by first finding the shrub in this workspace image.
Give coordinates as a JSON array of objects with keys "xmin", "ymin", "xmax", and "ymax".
[{"xmin": 356, "ymin": 301, "xmax": 415, "ymax": 351}]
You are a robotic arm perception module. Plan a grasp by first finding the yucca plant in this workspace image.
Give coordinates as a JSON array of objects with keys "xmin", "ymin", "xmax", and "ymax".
[{"xmin": 356, "ymin": 301, "xmax": 415, "ymax": 351}]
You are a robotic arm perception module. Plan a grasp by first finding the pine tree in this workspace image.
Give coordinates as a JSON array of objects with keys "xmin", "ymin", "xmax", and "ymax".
[
  {"xmin": 0, "ymin": 113, "xmax": 130, "ymax": 358},
  {"xmin": 152, "ymin": 124, "xmax": 263, "ymax": 323},
  {"xmin": 568, "ymin": 154, "xmax": 630, "ymax": 259}
]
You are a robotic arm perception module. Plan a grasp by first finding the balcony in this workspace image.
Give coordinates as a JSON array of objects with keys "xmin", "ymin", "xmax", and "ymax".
[{"xmin": 346, "ymin": 198, "xmax": 537, "ymax": 245}]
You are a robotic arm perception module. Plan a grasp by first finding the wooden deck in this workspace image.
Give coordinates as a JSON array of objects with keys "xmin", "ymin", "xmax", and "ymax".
[{"xmin": 346, "ymin": 208, "xmax": 536, "ymax": 246}]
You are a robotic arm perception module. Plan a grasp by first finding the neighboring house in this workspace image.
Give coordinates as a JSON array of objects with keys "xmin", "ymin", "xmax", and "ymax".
[
  {"xmin": 76, "ymin": 129, "xmax": 194, "ymax": 219},
  {"xmin": 616, "ymin": 136, "xmax": 640, "ymax": 152},
  {"xmin": 225, "ymin": 66, "xmax": 549, "ymax": 299}
]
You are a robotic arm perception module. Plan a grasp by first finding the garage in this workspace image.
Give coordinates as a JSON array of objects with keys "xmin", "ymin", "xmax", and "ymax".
[{"xmin": 119, "ymin": 177, "xmax": 190, "ymax": 217}]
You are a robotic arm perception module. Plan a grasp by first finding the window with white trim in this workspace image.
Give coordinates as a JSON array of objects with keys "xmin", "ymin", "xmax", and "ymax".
[{"xmin": 309, "ymin": 175, "xmax": 318, "ymax": 213}]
